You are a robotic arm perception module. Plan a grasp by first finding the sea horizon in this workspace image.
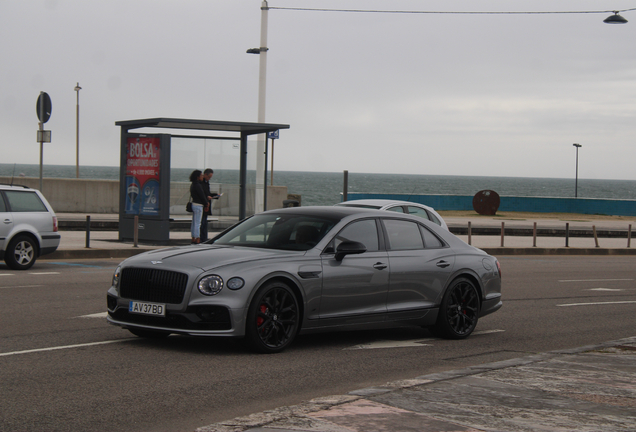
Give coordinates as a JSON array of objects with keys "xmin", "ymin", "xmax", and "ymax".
[{"xmin": 2, "ymin": 162, "xmax": 634, "ymax": 182}]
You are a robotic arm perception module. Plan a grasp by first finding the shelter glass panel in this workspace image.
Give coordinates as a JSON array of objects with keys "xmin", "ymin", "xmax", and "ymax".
[{"xmin": 170, "ymin": 137, "xmax": 261, "ymax": 222}]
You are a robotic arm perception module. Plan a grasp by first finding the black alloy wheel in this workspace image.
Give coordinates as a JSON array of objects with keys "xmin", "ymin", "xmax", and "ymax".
[
  {"xmin": 433, "ymin": 277, "xmax": 480, "ymax": 339},
  {"xmin": 246, "ymin": 281, "xmax": 300, "ymax": 354},
  {"xmin": 5, "ymin": 235, "xmax": 38, "ymax": 270}
]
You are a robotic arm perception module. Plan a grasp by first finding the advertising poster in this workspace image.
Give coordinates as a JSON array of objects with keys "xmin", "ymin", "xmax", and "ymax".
[{"xmin": 125, "ymin": 137, "xmax": 160, "ymax": 215}]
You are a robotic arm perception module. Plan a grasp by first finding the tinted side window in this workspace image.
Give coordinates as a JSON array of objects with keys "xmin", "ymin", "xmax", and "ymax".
[
  {"xmin": 0, "ymin": 193, "xmax": 6, "ymax": 212},
  {"xmin": 333, "ymin": 219, "xmax": 379, "ymax": 252},
  {"xmin": 419, "ymin": 225, "xmax": 444, "ymax": 248},
  {"xmin": 386, "ymin": 206, "xmax": 405, "ymax": 213},
  {"xmin": 383, "ymin": 219, "xmax": 424, "ymax": 251},
  {"xmin": 426, "ymin": 211, "xmax": 442, "ymax": 226},
  {"xmin": 406, "ymin": 206, "xmax": 431, "ymax": 221},
  {"xmin": 5, "ymin": 191, "xmax": 47, "ymax": 212}
]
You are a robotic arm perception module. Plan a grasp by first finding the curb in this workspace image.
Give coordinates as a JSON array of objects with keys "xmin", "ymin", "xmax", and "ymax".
[
  {"xmin": 195, "ymin": 336, "xmax": 636, "ymax": 432},
  {"xmin": 480, "ymin": 247, "xmax": 636, "ymax": 255},
  {"xmin": 58, "ymin": 220, "xmax": 234, "ymax": 232},
  {"xmin": 42, "ymin": 248, "xmax": 157, "ymax": 260}
]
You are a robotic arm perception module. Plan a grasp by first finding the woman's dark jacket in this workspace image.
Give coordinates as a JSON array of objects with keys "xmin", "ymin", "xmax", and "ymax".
[{"xmin": 190, "ymin": 181, "xmax": 207, "ymax": 205}]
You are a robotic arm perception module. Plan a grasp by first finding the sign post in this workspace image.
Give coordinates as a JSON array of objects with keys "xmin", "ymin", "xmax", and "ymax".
[
  {"xmin": 36, "ymin": 92, "xmax": 52, "ymax": 191},
  {"xmin": 267, "ymin": 129, "xmax": 279, "ymax": 186}
]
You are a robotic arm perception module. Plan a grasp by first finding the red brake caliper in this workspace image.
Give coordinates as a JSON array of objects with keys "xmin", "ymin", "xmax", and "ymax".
[{"xmin": 257, "ymin": 305, "xmax": 267, "ymax": 327}]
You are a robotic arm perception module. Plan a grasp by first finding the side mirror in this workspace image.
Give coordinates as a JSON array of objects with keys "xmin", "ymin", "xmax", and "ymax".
[{"xmin": 335, "ymin": 241, "xmax": 367, "ymax": 261}]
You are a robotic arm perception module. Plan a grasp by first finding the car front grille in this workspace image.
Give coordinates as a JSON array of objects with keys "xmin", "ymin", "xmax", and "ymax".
[{"xmin": 120, "ymin": 268, "xmax": 188, "ymax": 304}]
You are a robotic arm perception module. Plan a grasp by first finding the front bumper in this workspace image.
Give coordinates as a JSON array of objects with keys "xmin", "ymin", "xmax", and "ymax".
[{"xmin": 107, "ymin": 294, "xmax": 246, "ymax": 337}]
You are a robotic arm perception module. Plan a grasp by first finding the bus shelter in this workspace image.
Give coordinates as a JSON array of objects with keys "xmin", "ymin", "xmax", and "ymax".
[{"xmin": 116, "ymin": 118, "xmax": 289, "ymax": 244}]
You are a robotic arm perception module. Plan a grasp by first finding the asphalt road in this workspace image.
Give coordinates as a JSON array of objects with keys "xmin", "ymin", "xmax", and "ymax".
[{"xmin": 1, "ymin": 256, "xmax": 635, "ymax": 432}]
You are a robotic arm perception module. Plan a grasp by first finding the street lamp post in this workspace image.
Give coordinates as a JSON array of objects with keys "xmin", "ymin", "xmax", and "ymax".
[
  {"xmin": 573, "ymin": 143, "xmax": 582, "ymax": 198},
  {"xmin": 247, "ymin": 1, "xmax": 269, "ymax": 213},
  {"xmin": 74, "ymin": 82, "xmax": 81, "ymax": 178}
]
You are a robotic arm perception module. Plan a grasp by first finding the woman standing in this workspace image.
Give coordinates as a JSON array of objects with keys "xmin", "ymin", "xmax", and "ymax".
[{"xmin": 189, "ymin": 170, "xmax": 208, "ymax": 244}]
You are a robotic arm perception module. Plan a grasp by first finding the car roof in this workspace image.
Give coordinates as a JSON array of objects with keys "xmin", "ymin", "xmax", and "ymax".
[
  {"xmin": 262, "ymin": 205, "xmax": 386, "ymax": 219},
  {"xmin": 259, "ymin": 205, "xmax": 449, "ymax": 229},
  {"xmin": 0, "ymin": 184, "xmax": 35, "ymax": 191},
  {"xmin": 337, "ymin": 199, "xmax": 433, "ymax": 209}
]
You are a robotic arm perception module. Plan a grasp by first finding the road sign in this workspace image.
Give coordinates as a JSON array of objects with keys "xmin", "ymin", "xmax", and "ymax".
[
  {"xmin": 267, "ymin": 130, "xmax": 279, "ymax": 140},
  {"xmin": 36, "ymin": 92, "xmax": 52, "ymax": 123},
  {"xmin": 37, "ymin": 130, "xmax": 51, "ymax": 143}
]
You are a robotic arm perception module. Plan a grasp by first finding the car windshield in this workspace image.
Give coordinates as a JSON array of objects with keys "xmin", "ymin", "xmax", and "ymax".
[{"xmin": 211, "ymin": 213, "xmax": 337, "ymax": 251}]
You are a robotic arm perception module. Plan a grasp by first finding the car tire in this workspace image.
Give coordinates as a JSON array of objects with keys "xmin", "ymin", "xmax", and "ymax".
[
  {"xmin": 4, "ymin": 235, "xmax": 38, "ymax": 270},
  {"xmin": 128, "ymin": 328, "xmax": 170, "ymax": 338},
  {"xmin": 245, "ymin": 281, "xmax": 300, "ymax": 354},
  {"xmin": 433, "ymin": 277, "xmax": 480, "ymax": 339}
]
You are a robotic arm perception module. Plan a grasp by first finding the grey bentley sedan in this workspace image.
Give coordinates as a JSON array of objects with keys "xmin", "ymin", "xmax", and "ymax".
[{"xmin": 107, "ymin": 206, "xmax": 502, "ymax": 353}]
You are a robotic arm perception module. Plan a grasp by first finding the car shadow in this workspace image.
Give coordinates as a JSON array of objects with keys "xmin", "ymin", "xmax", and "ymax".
[
  {"xmin": 293, "ymin": 326, "xmax": 437, "ymax": 350},
  {"xmin": 122, "ymin": 325, "xmax": 438, "ymax": 356}
]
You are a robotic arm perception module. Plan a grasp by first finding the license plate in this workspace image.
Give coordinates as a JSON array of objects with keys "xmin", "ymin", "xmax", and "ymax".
[{"xmin": 129, "ymin": 301, "xmax": 166, "ymax": 317}]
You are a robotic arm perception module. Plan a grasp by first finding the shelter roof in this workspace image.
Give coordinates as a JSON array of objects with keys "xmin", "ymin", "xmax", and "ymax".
[{"xmin": 115, "ymin": 118, "xmax": 289, "ymax": 136}]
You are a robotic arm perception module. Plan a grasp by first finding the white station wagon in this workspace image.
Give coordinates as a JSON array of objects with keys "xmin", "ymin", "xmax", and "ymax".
[
  {"xmin": 336, "ymin": 199, "xmax": 449, "ymax": 230},
  {"xmin": 0, "ymin": 184, "xmax": 60, "ymax": 270}
]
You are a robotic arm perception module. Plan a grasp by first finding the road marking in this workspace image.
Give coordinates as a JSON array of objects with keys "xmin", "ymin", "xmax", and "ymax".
[
  {"xmin": 346, "ymin": 339, "xmax": 433, "ymax": 350},
  {"xmin": 77, "ymin": 312, "xmax": 108, "ymax": 319},
  {"xmin": 49, "ymin": 262, "xmax": 105, "ymax": 268},
  {"xmin": 588, "ymin": 288, "xmax": 624, "ymax": 292},
  {"xmin": 559, "ymin": 279, "xmax": 633, "ymax": 283},
  {"xmin": 0, "ymin": 285, "xmax": 44, "ymax": 289},
  {"xmin": 0, "ymin": 340, "xmax": 129, "ymax": 358},
  {"xmin": 345, "ymin": 329, "xmax": 505, "ymax": 350},
  {"xmin": 0, "ymin": 274, "xmax": 15, "ymax": 277},
  {"xmin": 557, "ymin": 301, "xmax": 636, "ymax": 307},
  {"xmin": 29, "ymin": 272, "xmax": 60, "ymax": 275}
]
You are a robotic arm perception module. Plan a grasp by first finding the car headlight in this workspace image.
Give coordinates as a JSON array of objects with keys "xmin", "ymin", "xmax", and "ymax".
[
  {"xmin": 198, "ymin": 275, "xmax": 224, "ymax": 296},
  {"xmin": 112, "ymin": 266, "xmax": 121, "ymax": 288},
  {"xmin": 227, "ymin": 277, "xmax": 245, "ymax": 290}
]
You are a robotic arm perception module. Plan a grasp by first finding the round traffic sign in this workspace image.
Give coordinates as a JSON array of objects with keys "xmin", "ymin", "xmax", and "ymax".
[{"xmin": 36, "ymin": 92, "xmax": 52, "ymax": 123}]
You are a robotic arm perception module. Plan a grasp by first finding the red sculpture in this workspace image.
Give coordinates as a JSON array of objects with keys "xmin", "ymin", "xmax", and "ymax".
[{"xmin": 473, "ymin": 190, "xmax": 500, "ymax": 215}]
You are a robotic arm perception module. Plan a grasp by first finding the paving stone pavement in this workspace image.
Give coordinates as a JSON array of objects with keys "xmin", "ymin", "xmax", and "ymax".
[{"xmin": 196, "ymin": 337, "xmax": 636, "ymax": 432}]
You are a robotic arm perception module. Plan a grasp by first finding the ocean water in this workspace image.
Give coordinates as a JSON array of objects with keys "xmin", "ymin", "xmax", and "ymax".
[{"xmin": 1, "ymin": 164, "xmax": 635, "ymax": 207}]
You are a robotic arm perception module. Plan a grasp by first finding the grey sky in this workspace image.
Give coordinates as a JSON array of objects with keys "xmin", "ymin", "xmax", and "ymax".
[{"xmin": 1, "ymin": 1, "xmax": 635, "ymax": 180}]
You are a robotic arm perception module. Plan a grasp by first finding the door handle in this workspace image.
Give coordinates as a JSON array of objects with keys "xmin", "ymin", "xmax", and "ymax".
[
  {"xmin": 436, "ymin": 260, "xmax": 451, "ymax": 268},
  {"xmin": 373, "ymin": 262, "xmax": 387, "ymax": 270}
]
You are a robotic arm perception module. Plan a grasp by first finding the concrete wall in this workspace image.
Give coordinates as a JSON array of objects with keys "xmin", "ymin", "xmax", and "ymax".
[
  {"xmin": 1, "ymin": 176, "xmax": 288, "ymax": 215},
  {"xmin": 1, "ymin": 176, "xmax": 119, "ymax": 213},
  {"xmin": 346, "ymin": 192, "xmax": 636, "ymax": 216}
]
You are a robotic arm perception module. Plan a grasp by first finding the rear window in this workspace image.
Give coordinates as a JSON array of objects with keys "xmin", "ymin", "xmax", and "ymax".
[
  {"xmin": 426, "ymin": 211, "xmax": 443, "ymax": 226},
  {"xmin": 386, "ymin": 206, "xmax": 405, "ymax": 213},
  {"xmin": 406, "ymin": 206, "xmax": 431, "ymax": 221},
  {"xmin": 4, "ymin": 191, "xmax": 48, "ymax": 212},
  {"xmin": 419, "ymin": 225, "xmax": 445, "ymax": 248}
]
